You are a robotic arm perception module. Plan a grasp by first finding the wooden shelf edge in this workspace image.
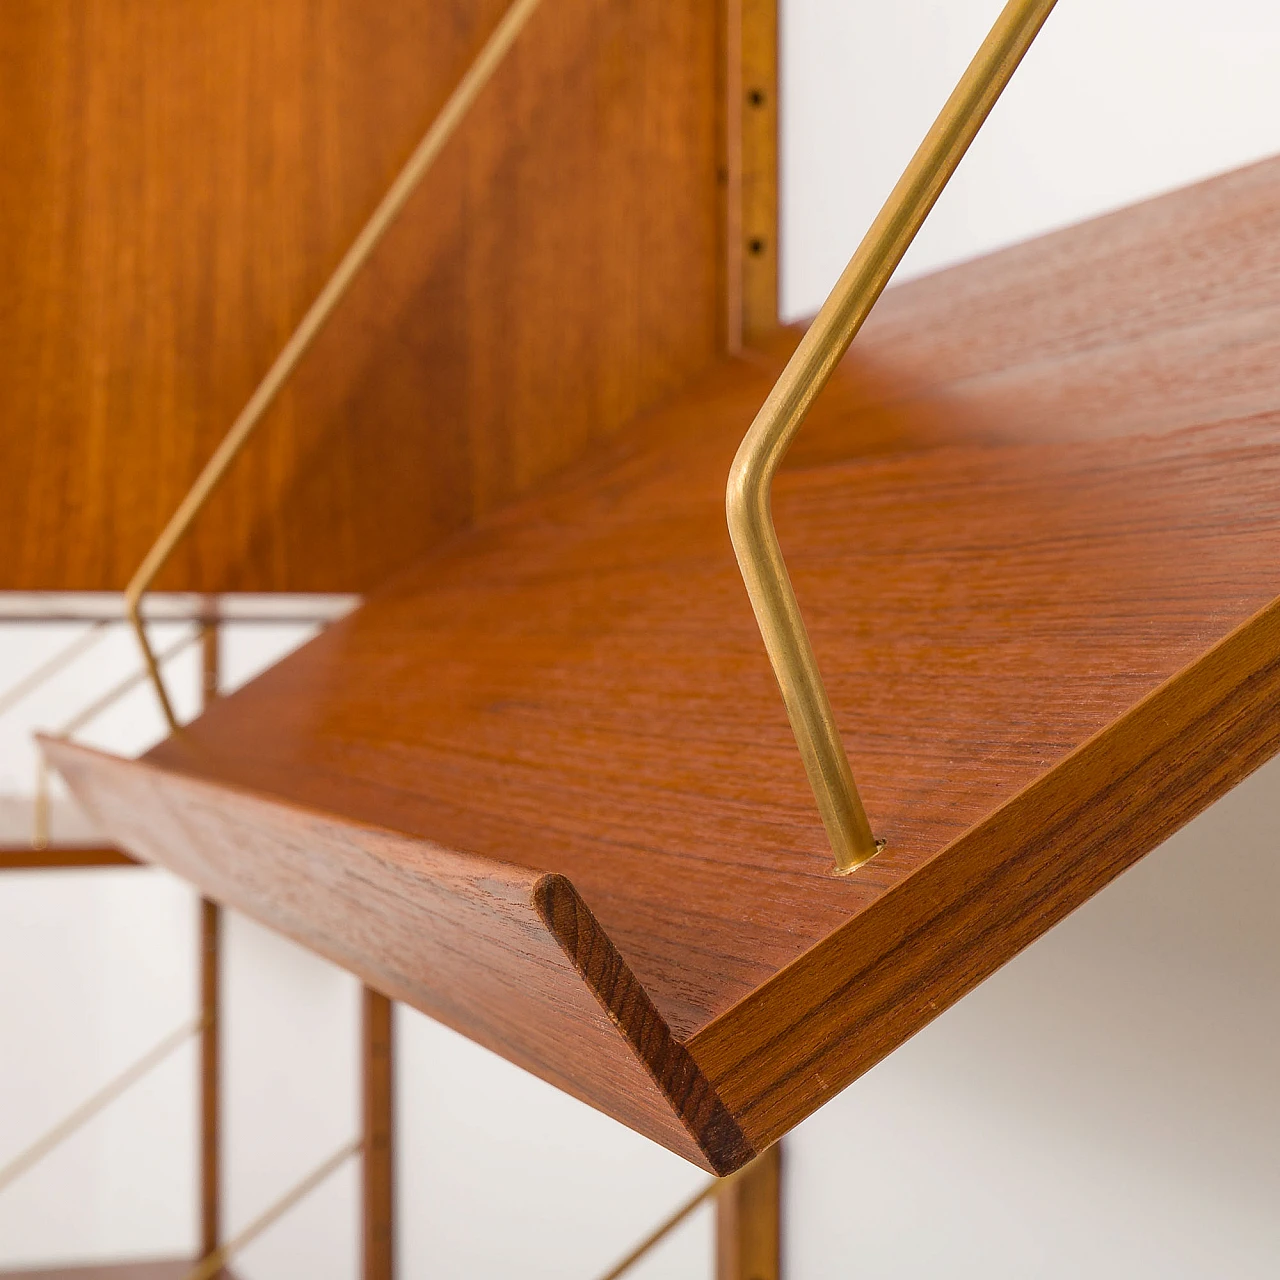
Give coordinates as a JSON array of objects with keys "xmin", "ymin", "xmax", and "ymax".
[
  {"xmin": 0, "ymin": 846, "xmax": 138, "ymax": 871},
  {"xmin": 689, "ymin": 595, "xmax": 1280, "ymax": 1149},
  {"xmin": 38, "ymin": 736, "xmax": 751, "ymax": 1175}
]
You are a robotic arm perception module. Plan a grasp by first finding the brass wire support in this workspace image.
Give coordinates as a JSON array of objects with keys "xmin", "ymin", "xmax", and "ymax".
[
  {"xmin": 593, "ymin": 1165, "xmax": 750, "ymax": 1280},
  {"xmin": 0, "ymin": 1016, "xmax": 206, "ymax": 1196},
  {"xmin": 182, "ymin": 1138, "xmax": 362, "ymax": 1280},
  {"xmin": 0, "ymin": 621, "xmax": 111, "ymax": 720},
  {"xmin": 124, "ymin": 0, "xmax": 546, "ymax": 732},
  {"xmin": 32, "ymin": 627, "xmax": 203, "ymax": 847},
  {"xmin": 727, "ymin": 0, "xmax": 1060, "ymax": 874}
]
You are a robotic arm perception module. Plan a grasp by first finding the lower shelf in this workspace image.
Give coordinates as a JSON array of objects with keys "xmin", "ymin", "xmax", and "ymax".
[{"xmin": 0, "ymin": 1261, "xmax": 237, "ymax": 1280}]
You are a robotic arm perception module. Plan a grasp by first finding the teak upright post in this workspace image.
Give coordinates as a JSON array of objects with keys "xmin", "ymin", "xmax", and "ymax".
[
  {"xmin": 362, "ymin": 989, "xmax": 395, "ymax": 1280},
  {"xmin": 198, "ymin": 620, "xmax": 222, "ymax": 1260},
  {"xmin": 724, "ymin": 0, "xmax": 780, "ymax": 347},
  {"xmin": 716, "ymin": 1146, "xmax": 782, "ymax": 1280}
]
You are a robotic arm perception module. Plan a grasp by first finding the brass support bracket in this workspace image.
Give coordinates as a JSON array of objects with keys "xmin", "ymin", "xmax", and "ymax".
[
  {"xmin": 727, "ymin": 0, "xmax": 1060, "ymax": 874},
  {"xmin": 124, "ymin": 0, "xmax": 545, "ymax": 732}
]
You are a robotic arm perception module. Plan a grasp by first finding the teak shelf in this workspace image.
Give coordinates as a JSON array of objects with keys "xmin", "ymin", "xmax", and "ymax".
[{"xmin": 48, "ymin": 154, "xmax": 1280, "ymax": 1173}]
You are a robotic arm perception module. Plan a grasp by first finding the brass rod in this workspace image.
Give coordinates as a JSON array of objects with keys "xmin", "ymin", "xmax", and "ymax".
[
  {"xmin": 32, "ymin": 628, "xmax": 198, "ymax": 847},
  {"xmin": 727, "ymin": 0, "xmax": 1059, "ymax": 873},
  {"xmin": 0, "ymin": 621, "xmax": 111, "ymax": 720},
  {"xmin": 123, "ymin": 0, "xmax": 545, "ymax": 732},
  {"xmin": 594, "ymin": 1168, "xmax": 747, "ymax": 1280},
  {"xmin": 59, "ymin": 628, "xmax": 201, "ymax": 739},
  {"xmin": 182, "ymin": 1138, "xmax": 362, "ymax": 1280},
  {"xmin": 0, "ymin": 1016, "xmax": 206, "ymax": 1196}
]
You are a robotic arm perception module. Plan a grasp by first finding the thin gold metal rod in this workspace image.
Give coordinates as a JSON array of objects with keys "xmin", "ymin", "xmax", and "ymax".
[
  {"xmin": 182, "ymin": 1138, "xmax": 362, "ymax": 1280},
  {"xmin": 31, "ymin": 628, "xmax": 200, "ymax": 847},
  {"xmin": 727, "ymin": 0, "xmax": 1059, "ymax": 874},
  {"xmin": 0, "ymin": 621, "xmax": 111, "ymax": 720},
  {"xmin": 594, "ymin": 1168, "xmax": 747, "ymax": 1280},
  {"xmin": 124, "ymin": 0, "xmax": 547, "ymax": 731},
  {"xmin": 0, "ymin": 1016, "xmax": 206, "ymax": 1196},
  {"xmin": 59, "ymin": 629, "xmax": 202, "ymax": 739}
]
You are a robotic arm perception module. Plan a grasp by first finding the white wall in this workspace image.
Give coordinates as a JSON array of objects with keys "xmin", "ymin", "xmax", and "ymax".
[
  {"xmin": 782, "ymin": 0, "xmax": 1280, "ymax": 317},
  {"xmin": 0, "ymin": 619, "xmax": 711, "ymax": 1277},
  {"xmin": 4, "ymin": 1, "xmax": 1280, "ymax": 1274},
  {"xmin": 780, "ymin": 1, "xmax": 1280, "ymax": 1275},
  {"xmin": 785, "ymin": 755, "xmax": 1280, "ymax": 1278}
]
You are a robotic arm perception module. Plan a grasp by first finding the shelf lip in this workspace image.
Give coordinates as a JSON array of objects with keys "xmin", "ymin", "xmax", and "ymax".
[
  {"xmin": 41, "ymin": 736, "xmax": 752, "ymax": 1175},
  {"xmin": 687, "ymin": 592, "xmax": 1280, "ymax": 1151}
]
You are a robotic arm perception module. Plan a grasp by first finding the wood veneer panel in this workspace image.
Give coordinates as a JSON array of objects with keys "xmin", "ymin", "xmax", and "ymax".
[
  {"xmin": 47, "ymin": 159, "xmax": 1280, "ymax": 1168},
  {"xmin": 0, "ymin": 0, "xmax": 726, "ymax": 592}
]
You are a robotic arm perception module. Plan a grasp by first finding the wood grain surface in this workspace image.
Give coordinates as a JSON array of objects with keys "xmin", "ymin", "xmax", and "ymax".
[
  {"xmin": 0, "ymin": 0, "xmax": 729, "ymax": 592},
  {"xmin": 716, "ymin": 1145, "xmax": 780, "ymax": 1280},
  {"xmin": 47, "ymin": 157, "xmax": 1280, "ymax": 1170},
  {"xmin": 45, "ymin": 737, "xmax": 751, "ymax": 1172}
]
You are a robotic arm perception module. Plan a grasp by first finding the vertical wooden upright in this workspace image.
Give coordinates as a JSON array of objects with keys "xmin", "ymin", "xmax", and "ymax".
[
  {"xmin": 719, "ymin": 0, "xmax": 781, "ymax": 1265},
  {"xmin": 725, "ymin": 0, "xmax": 779, "ymax": 349},
  {"xmin": 362, "ymin": 988, "xmax": 395, "ymax": 1280},
  {"xmin": 198, "ymin": 619, "xmax": 222, "ymax": 1259},
  {"xmin": 716, "ymin": 1145, "xmax": 782, "ymax": 1280}
]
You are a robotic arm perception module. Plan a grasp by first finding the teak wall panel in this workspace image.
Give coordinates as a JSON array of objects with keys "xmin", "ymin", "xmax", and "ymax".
[{"xmin": 0, "ymin": 0, "xmax": 726, "ymax": 592}]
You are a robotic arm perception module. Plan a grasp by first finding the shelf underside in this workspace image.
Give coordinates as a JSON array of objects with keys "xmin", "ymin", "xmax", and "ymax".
[{"xmin": 48, "ymin": 155, "xmax": 1280, "ymax": 1172}]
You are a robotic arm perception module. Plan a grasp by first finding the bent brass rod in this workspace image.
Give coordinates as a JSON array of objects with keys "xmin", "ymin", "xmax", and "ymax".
[
  {"xmin": 32, "ymin": 627, "xmax": 203, "ymax": 848},
  {"xmin": 124, "ymin": 0, "xmax": 546, "ymax": 731},
  {"xmin": 0, "ymin": 1015, "xmax": 206, "ymax": 1195},
  {"xmin": 727, "ymin": 0, "xmax": 1059, "ymax": 874}
]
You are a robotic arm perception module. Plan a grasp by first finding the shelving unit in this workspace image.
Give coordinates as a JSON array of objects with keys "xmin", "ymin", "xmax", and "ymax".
[{"xmin": 7, "ymin": 0, "xmax": 1280, "ymax": 1273}]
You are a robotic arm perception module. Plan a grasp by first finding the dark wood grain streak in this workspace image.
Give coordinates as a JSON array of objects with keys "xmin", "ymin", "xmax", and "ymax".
[{"xmin": 537, "ymin": 876, "xmax": 751, "ymax": 1171}]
